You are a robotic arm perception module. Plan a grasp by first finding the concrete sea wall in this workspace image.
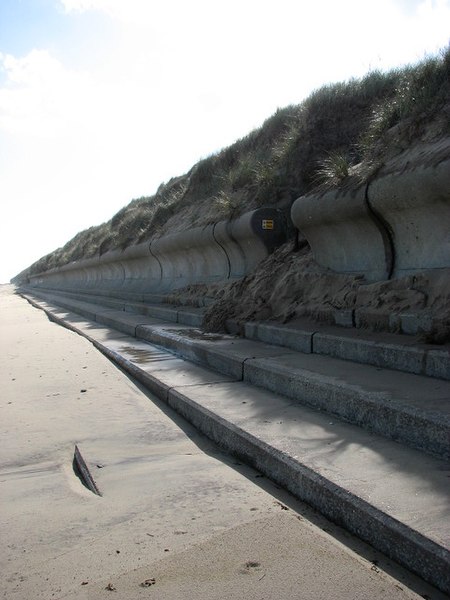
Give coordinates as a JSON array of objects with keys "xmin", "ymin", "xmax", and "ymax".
[
  {"xmin": 28, "ymin": 140, "xmax": 450, "ymax": 295},
  {"xmin": 29, "ymin": 208, "xmax": 286, "ymax": 294}
]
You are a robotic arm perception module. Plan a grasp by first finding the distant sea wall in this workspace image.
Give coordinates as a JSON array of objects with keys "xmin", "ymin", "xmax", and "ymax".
[{"xmin": 27, "ymin": 208, "xmax": 286, "ymax": 296}]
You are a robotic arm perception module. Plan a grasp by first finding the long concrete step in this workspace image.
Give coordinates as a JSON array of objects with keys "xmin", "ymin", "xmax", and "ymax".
[
  {"xmin": 35, "ymin": 293, "xmax": 449, "ymax": 460},
  {"xmin": 243, "ymin": 319, "xmax": 450, "ymax": 381},
  {"xmin": 20, "ymin": 289, "xmax": 450, "ymax": 460},
  {"xmin": 25, "ymin": 287, "xmax": 450, "ymax": 381},
  {"xmin": 27, "ymin": 288, "xmax": 205, "ymax": 326},
  {"xmin": 137, "ymin": 326, "xmax": 450, "ymax": 460},
  {"xmin": 19, "ymin": 291, "xmax": 450, "ymax": 595}
]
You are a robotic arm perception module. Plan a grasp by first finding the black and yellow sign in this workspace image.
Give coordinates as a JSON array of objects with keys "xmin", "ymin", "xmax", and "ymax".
[{"xmin": 262, "ymin": 219, "xmax": 274, "ymax": 230}]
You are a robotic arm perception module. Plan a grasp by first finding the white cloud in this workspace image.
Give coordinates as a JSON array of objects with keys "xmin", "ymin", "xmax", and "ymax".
[
  {"xmin": 416, "ymin": 0, "xmax": 450, "ymax": 53},
  {"xmin": 0, "ymin": 49, "xmax": 91, "ymax": 137},
  {"xmin": 60, "ymin": 0, "xmax": 106, "ymax": 13},
  {"xmin": 56, "ymin": 0, "xmax": 450, "ymax": 93}
]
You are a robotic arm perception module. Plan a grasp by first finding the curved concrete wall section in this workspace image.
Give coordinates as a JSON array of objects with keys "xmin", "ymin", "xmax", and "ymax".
[
  {"xmin": 150, "ymin": 224, "xmax": 229, "ymax": 292},
  {"xmin": 291, "ymin": 140, "xmax": 450, "ymax": 282},
  {"xmin": 291, "ymin": 185, "xmax": 390, "ymax": 281},
  {"xmin": 102, "ymin": 243, "xmax": 162, "ymax": 292},
  {"xmin": 214, "ymin": 208, "xmax": 286, "ymax": 279},
  {"xmin": 96, "ymin": 250, "xmax": 127, "ymax": 291},
  {"xmin": 368, "ymin": 148, "xmax": 450, "ymax": 278},
  {"xmin": 29, "ymin": 208, "xmax": 286, "ymax": 293}
]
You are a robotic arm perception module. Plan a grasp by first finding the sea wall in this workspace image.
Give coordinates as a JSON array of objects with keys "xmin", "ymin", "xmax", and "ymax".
[{"xmin": 28, "ymin": 208, "xmax": 286, "ymax": 295}]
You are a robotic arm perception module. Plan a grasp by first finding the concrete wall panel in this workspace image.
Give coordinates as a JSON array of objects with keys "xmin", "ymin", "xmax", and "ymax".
[
  {"xmin": 121, "ymin": 242, "xmax": 162, "ymax": 292},
  {"xmin": 291, "ymin": 186, "xmax": 389, "ymax": 281},
  {"xmin": 150, "ymin": 225, "xmax": 229, "ymax": 291},
  {"xmin": 368, "ymin": 150, "xmax": 450, "ymax": 277},
  {"xmin": 214, "ymin": 208, "xmax": 286, "ymax": 278},
  {"xmin": 290, "ymin": 140, "xmax": 450, "ymax": 282}
]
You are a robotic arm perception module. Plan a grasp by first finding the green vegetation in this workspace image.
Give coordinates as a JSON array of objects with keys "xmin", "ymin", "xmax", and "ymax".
[{"xmin": 21, "ymin": 46, "xmax": 449, "ymax": 279}]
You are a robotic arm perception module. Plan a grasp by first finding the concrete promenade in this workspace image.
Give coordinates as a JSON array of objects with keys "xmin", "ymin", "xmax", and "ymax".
[{"xmin": 0, "ymin": 285, "xmax": 446, "ymax": 599}]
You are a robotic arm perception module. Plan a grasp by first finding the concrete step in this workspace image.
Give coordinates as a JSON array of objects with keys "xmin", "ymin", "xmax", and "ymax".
[
  {"xmin": 243, "ymin": 320, "xmax": 450, "ymax": 381},
  {"xmin": 25, "ymin": 287, "xmax": 449, "ymax": 380},
  {"xmin": 136, "ymin": 324, "xmax": 450, "ymax": 460},
  {"xmin": 30, "ymin": 285, "xmax": 166, "ymax": 304},
  {"xmin": 19, "ymin": 291, "xmax": 450, "ymax": 595},
  {"xmin": 32, "ymin": 288, "xmax": 205, "ymax": 327},
  {"xmin": 21, "ymin": 289, "xmax": 450, "ymax": 460}
]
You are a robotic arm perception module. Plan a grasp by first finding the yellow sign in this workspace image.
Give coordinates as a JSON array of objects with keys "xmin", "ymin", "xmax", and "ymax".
[{"xmin": 262, "ymin": 219, "xmax": 274, "ymax": 230}]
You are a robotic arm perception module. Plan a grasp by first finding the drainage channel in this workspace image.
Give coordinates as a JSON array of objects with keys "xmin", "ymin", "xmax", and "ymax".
[{"xmin": 73, "ymin": 445, "xmax": 102, "ymax": 496}]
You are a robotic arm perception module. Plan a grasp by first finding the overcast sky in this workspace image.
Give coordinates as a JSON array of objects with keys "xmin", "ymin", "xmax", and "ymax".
[{"xmin": 1, "ymin": 0, "xmax": 449, "ymax": 282}]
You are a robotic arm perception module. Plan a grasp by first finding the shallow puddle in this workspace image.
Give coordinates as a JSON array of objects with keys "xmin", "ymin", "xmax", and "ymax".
[{"xmin": 119, "ymin": 345, "xmax": 174, "ymax": 364}]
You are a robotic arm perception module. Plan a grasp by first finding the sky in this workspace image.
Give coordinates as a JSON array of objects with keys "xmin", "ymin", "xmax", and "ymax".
[{"xmin": 0, "ymin": 0, "xmax": 449, "ymax": 283}]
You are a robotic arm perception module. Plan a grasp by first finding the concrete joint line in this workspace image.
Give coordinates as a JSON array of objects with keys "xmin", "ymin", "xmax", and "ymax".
[
  {"xmin": 310, "ymin": 330, "xmax": 319, "ymax": 354},
  {"xmin": 212, "ymin": 221, "xmax": 232, "ymax": 279},
  {"xmin": 133, "ymin": 322, "xmax": 151, "ymax": 338},
  {"xmin": 241, "ymin": 356, "xmax": 255, "ymax": 382},
  {"xmin": 149, "ymin": 240, "xmax": 164, "ymax": 284},
  {"xmin": 349, "ymin": 309, "xmax": 356, "ymax": 328},
  {"xmin": 365, "ymin": 178, "xmax": 396, "ymax": 279},
  {"xmin": 421, "ymin": 348, "xmax": 429, "ymax": 377},
  {"xmin": 118, "ymin": 257, "xmax": 126, "ymax": 282}
]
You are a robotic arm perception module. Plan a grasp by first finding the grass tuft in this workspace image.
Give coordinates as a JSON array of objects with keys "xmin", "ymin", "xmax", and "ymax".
[{"xmin": 315, "ymin": 152, "xmax": 350, "ymax": 187}]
